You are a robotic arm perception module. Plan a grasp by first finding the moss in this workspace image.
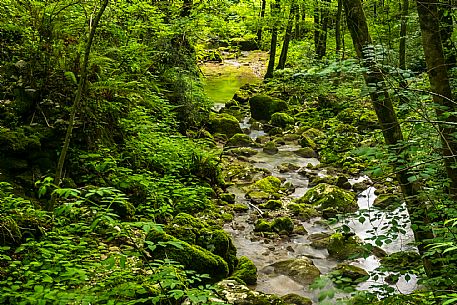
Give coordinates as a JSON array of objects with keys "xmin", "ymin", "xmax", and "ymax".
[
  {"xmin": 271, "ymin": 217, "xmax": 294, "ymax": 234},
  {"xmin": 299, "ymin": 134, "xmax": 317, "ymax": 150},
  {"xmin": 331, "ymin": 263, "xmax": 369, "ymax": 285},
  {"xmin": 270, "ymin": 112, "xmax": 294, "ymax": 128},
  {"xmin": 198, "ymin": 228, "xmax": 238, "ymax": 273},
  {"xmin": 249, "ymin": 95, "xmax": 288, "ymax": 121},
  {"xmin": 226, "ymin": 133, "xmax": 255, "ymax": 147},
  {"xmin": 0, "ymin": 216, "xmax": 22, "ymax": 246},
  {"xmin": 281, "ymin": 294, "xmax": 312, "ymax": 305},
  {"xmin": 252, "ymin": 176, "xmax": 282, "ymax": 194},
  {"xmin": 373, "ymin": 194, "xmax": 402, "ymax": 210},
  {"xmin": 254, "ymin": 219, "xmax": 272, "ymax": 232},
  {"xmin": 271, "ymin": 258, "xmax": 320, "ymax": 285},
  {"xmin": 308, "ymin": 175, "xmax": 336, "ymax": 187},
  {"xmin": 146, "ymin": 229, "xmax": 229, "ymax": 281},
  {"xmin": 228, "ymin": 203, "xmax": 249, "ymax": 212},
  {"xmin": 327, "ymin": 233, "xmax": 369, "ymax": 260},
  {"xmin": 229, "ymin": 147, "xmax": 258, "ymax": 157},
  {"xmin": 380, "ymin": 251, "xmax": 421, "ymax": 272},
  {"xmin": 287, "ymin": 203, "xmax": 320, "ymax": 221},
  {"xmin": 220, "ymin": 192, "xmax": 236, "ymax": 204},
  {"xmin": 268, "ymin": 127, "xmax": 283, "ymax": 136},
  {"xmin": 293, "ymin": 147, "xmax": 318, "ymax": 158},
  {"xmin": 263, "ymin": 141, "xmax": 279, "ymax": 155},
  {"xmin": 297, "ymin": 183, "xmax": 357, "ymax": 218},
  {"xmin": 208, "ymin": 112, "xmax": 242, "ymax": 138},
  {"xmin": 259, "ymin": 200, "xmax": 282, "ymax": 210},
  {"xmin": 231, "ymin": 256, "xmax": 257, "ymax": 285},
  {"xmin": 0, "ymin": 127, "xmax": 41, "ymax": 155}
]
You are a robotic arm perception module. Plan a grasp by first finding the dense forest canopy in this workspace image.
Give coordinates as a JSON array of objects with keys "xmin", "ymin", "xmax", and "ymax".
[{"xmin": 0, "ymin": 0, "xmax": 457, "ymax": 304}]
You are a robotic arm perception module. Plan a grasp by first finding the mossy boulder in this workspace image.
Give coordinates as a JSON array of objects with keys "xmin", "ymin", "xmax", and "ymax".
[
  {"xmin": 299, "ymin": 134, "xmax": 317, "ymax": 150},
  {"xmin": 249, "ymin": 95, "xmax": 288, "ymax": 121},
  {"xmin": 0, "ymin": 127, "xmax": 41, "ymax": 155},
  {"xmin": 270, "ymin": 112, "xmax": 294, "ymax": 128},
  {"xmin": 254, "ymin": 219, "xmax": 273, "ymax": 232},
  {"xmin": 271, "ymin": 217, "xmax": 294, "ymax": 234},
  {"xmin": 271, "ymin": 258, "xmax": 321, "ymax": 285},
  {"xmin": 327, "ymin": 233, "xmax": 369, "ymax": 260},
  {"xmin": 233, "ymin": 89, "xmax": 251, "ymax": 104},
  {"xmin": 287, "ymin": 203, "xmax": 320, "ymax": 221},
  {"xmin": 331, "ymin": 263, "xmax": 369, "ymax": 285},
  {"xmin": 373, "ymin": 194, "xmax": 402, "ymax": 210},
  {"xmin": 229, "ymin": 147, "xmax": 259, "ymax": 157},
  {"xmin": 227, "ymin": 133, "xmax": 255, "ymax": 148},
  {"xmin": 259, "ymin": 200, "xmax": 282, "ymax": 210},
  {"xmin": 217, "ymin": 280, "xmax": 286, "ymax": 305},
  {"xmin": 380, "ymin": 251, "xmax": 422, "ymax": 272},
  {"xmin": 293, "ymin": 148, "xmax": 318, "ymax": 158},
  {"xmin": 281, "ymin": 294, "xmax": 312, "ymax": 305},
  {"xmin": 146, "ymin": 230, "xmax": 229, "ymax": 281},
  {"xmin": 297, "ymin": 183, "xmax": 357, "ymax": 217},
  {"xmin": 263, "ymin": 141, "xmax": 279, "ymax": 155},
  {"xmin": 277, "ymin": 163, "xmax": 300, "ymax": 173},
  {"xmin": 308, "ymin": 232, "xmax": 332, "ymax": 249},
  {"xmin": 220, "ymin": 192, "xmax": 236, "ymax": 204},
  {"xmin": 246, "ymin": 176, "xmax": 282, "ymax": 202},
  {"xmin": 165, "ymin": 213, "xmax": 237, "ymax": 273},
  {"xmin": 231, "ymin": 256, "xmax": 258, "ymax": 285},
  {"xmin": 231, "ymin": 36, "xmax": 259, "ymax": 51},
  {"xmin": 308, "ymin": 175, "xmax": 336, "ymax": 187},
  {"xmin": 0, "ymin": 216, "xmax": 22, "ymax": 246},
  {"xmin": 208, "ymin": 112, "xmax": 242, "ymax": 138}
]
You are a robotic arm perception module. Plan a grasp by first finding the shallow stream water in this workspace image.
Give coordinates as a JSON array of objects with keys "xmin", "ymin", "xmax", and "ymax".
[{"xmin": 201, "ymin": 53, "xmax": 418, "ymax": 303}]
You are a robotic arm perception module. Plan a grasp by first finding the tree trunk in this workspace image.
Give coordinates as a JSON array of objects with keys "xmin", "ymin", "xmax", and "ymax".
[
  {"xmin": 315, "ymin": 0, "xmax": 329, "ymax": 59},
  {"xmin": 398, "ymin": 0, "xmax": 409, "ymax": 103},
  {"xmin": 335, "ymin": 0, "xmax": 343, "ymax": 54},
  {"xmin": 438, "ymin": 0, "xmax": 456, "ymax": 68},
  {"xmin": 51, "ymin": 0, "xmax": 109, "ymax": 210},
  {"xmin": 416, "ymin": 0, "xmax": 457, "ymax": 199},
  {"xmin": 294, "ymin": 1, "xmax": 301, "ymax": 39},
  {"xmin": 257, "ymin": 0, "xmax": 267, "ymax": 42},
  {"xmin": 277, "ymin": 3, "xmax": 295, "ymax": 69},
  {"xmin": 265, "ymin": 0, "xmax": 279, "ymax": 79},
  {"xmin": 343, "ymin": 0, "xmax": 439, "ymax": 276}
]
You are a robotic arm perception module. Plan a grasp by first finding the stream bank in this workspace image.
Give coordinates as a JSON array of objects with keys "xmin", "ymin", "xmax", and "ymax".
[{"xmin": 201, "ymin": 52, "xmax": 420, "ymax": 304}]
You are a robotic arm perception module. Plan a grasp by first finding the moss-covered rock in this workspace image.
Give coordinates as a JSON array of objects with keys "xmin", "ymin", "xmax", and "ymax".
[
  {"xmin": 271, "ymin": 217, "xmax": 294, "ymax": 234},
  {"xmin": 293, "ymin": 148, "xmax": 318, "ymax": 158},
  {"xmin": 249, "ymin": 95, "xmax": 288, "ymax": 121},
  {"xmin": 297, "ymin": 183, "xmax": 357, "ymax": 217},
  {"xmin": 228, "ymin": 203, "xmax": 250, "ymax": 212},
  {"xmin": 227, "ymin": 133, "xmax": 255, "ymax": 148},
  {"xmin": 271, "ymin": 258, "xmax": 321, "ymax": 285},
  {"xmin": 299, "ymin": 134, "xmax": 317, "ymax": 150},
  {"xmin": 254, "ymin": 219, "xmax": 272, "ymax": 232},
  {"xmin": 259, "ymin": 200, "xmax": 282, "ymax": 210},
  {"xmin": 0, "ymin": 127, "xmax": 41, "ymax": 155},
  {"xmin": 308, "ymin": 232, "xmax": 331, "ymax": 249},
  {"xmin": 380, "ymin": 251, "xmax": 422, "ymax": 272},
  {"xmin": 263, "ymin": 141, "xmax": 279, "ymax": 155},
  {"xmin": 281, "ymin": 294, "xmax": 312, "ymax": 305},
  {"xmin": 327, "ymin": 233, "xmax": 369, "ymax": 260},
  {"xmin": 270, "ymin": 112, "xmax": 294, "ymax": 128},
  {"xmin": 146, "ymin": 230, "xmax": 229, "ymax": 281},
  {"xmin": 231, "ymin": 256, "xmax": 258, "ymax": 285},
  {"xmin": 165, "ymin": 213, "xmax": 237, "ymax": 273},
  {"xmin": 277, "ymin": 163, "xmax": 300, "ymax": 173},
  {"xmin": 287, "ymin": 203, "xmax": 320, "ymax": 221},
  {"xmin": 217, "ymin": 280, "xmax": 286, "ymax": 305},
  {"xmin": 208, "ymin": 112, "xmax": 242, "ymax": 138},
  {"xmin": 221, "ymin": 192, "xmax": 236, "ymax": 204},
  {"xmin": 229, "ymin": 147, "xmax": 259, "ymax": 157},
  {"xmin": 308, "ymin": 175, "xmax": 336, "ymax": 187},
  {"xmin": 373, "ymin": 194, "xmax": 402, "ymax": 210},
  {"xmin": 331, "ymin": 263, "xmax": 369, "ymax": 285},
  {"xmin": 246, "ymin": 176, "xmax": 282, "ymax": 202}
]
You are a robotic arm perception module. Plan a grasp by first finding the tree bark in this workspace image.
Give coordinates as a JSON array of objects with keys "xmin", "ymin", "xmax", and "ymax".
[
  {"xmin": 399, "ymin": 0, "xmax": 408, "ymax": 71},
  {"xmin": 294, "ymin": 1, "xmax": 301, "ymax": 39},
  {"xmin": 265, "ymin": 0, "xmax": 280, "ymax": 79},
  {"xmin": 257, "ymin": 0, "xmax": 267, "ymax": 42},
  {"xmin": 416, "ymin": 0, "xmax": 457, "ymax": 199},
  {"xmin": 315, "ymin": 0, "xmax": 329, "ymax": 59},
  {"xmin": 335, "ymin": 0, "xmax": 343, "ymax": 54},
  {"xmin": 438, "ymin": 0, "xmax": 456, "ymax": 68},
  {"xmin": 343, "ymin": 0, "xmax": 439, "ymax": 276},
  {"xmin": 51, "ymin": 0, "xmax": 109, "ymax": 210},
  {"xmin": 277, "ymin": 2, "xmax": 295, "ymax": 69}
]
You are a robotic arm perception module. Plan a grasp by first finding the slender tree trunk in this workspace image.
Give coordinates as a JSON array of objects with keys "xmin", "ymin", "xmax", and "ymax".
[
  {"xmin": 314, "ymin": 2, "xmax": 320, "ymax": 53},
  {"xmin": 265, "ymin": 0, "xmax": 279, "ymax": 79},
  {"xmin": 315, "ymin": 0, "xmax": 330, "ymax": 59},
  {"xmin": 277, "ymin": 3, "xmax": 295, "ymax": 69},
  {"xmin": 399, "ymin": 0, "xmax": 408, "ymax": 70},
  {"xmin": 416, "ymin": 0, "xmax": 457, "ymax": 199},
  {"xmin": 438, "ymin": 0, "xmax": 456, "ymax": 68},
  {"xmin": 343, "ymin": 0, "xmax": 439, "ymax": 276},
  {"xmin": 257, "ymin": 0, "xmax": 267, "ymax": 42},
  {"xmin": 294, "ymin": 1, "xmax": 301, "ymax": 39},
  {"xmin": 51, "ymin": 0, "xmax": 109, "ymax": 210},
  {"xmin": 335, "ymin": 0, "xmax": 343, "ymax": 54}
]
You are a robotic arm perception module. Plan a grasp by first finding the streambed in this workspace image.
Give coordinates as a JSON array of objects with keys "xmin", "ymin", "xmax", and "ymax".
[{"xmin": 201, "ymin": 53, "xmax": 418, "ymax": 303}]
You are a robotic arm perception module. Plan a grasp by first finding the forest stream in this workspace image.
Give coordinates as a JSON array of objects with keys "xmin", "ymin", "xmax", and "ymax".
[{"xmin": 201, "ymin": 52, "xmax": 419, "ymax": 303}]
